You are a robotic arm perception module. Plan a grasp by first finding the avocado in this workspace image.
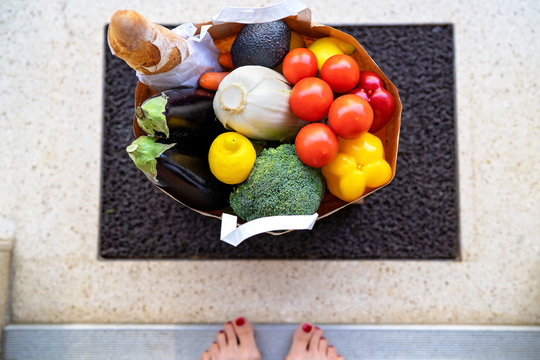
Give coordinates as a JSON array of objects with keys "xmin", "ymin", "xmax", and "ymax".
[{"xmin": 230, "ymin": 20, "xmax": 291, "ymax": 69}]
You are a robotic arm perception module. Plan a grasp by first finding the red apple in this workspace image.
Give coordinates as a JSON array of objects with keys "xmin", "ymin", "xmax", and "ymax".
[{"xmin": 349, "ymin": 71, "xmax": 395, "ymax": 132}]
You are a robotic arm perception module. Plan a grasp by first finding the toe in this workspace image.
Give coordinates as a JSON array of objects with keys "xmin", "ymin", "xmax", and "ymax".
[
  {"xmin": 233, "ymin": 317, "xmax": 256, "ymax": 346},
  {"xmin": 232, "ymin": 317, "xmax": 261, "ymax": 360},
  {"xmin": 308, "ymin": 327, "xmax": 323, "ymax": 352},
  {"xmin": 318, "ymin": 336, "xmax": 328, "ymax": 354},
  {"xmin": 224, "ymin": 321, "xmax": 238, "ymax": 348},
  {"xmin": 201, "ymin": 350, "xmax": 211, "ymax": 360},
  {"xmin": 327, "ymin": 345, "xmax": 338, "ymax": 360},
  {"xmin": 210, "ymin": 341, "xmax": 220, "ymax": 359},
  {"xmin": 217, "ymin": 330, "xmax": 227, "ymax": 348},
  {"xmin": 290, "ymin": 322, "xmax": 314, "ymax": 352}
]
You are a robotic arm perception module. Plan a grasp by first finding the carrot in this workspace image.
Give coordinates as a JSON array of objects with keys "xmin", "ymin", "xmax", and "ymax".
[
  {"xmin": 198, "ymin": 71, "xmax": 231, "ymax": 91},
  {"xmin": 218, "ymin": 52, "xmax": 234, "ymax": 69}
]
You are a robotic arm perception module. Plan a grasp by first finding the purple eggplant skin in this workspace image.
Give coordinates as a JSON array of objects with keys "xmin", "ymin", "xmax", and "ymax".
[
  {"xmin": 137, "ymin": 86, "xmax": 227, "ymax": 157},
  {"xmin": 155, "ymin": 149, "xmax": 232, "ymax": 211},
  {"xmin": 164, "ymin": 87, "xmax": 226, "ymax": 154},
  {"xmin": 134, "ymin": 86, "xmax": 232, "ymax": 211}
]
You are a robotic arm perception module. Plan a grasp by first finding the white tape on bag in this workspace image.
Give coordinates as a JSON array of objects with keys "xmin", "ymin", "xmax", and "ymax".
[
  {"xmin": 212, "ymin": 0, "xmax": 308, "ymax": 24},
  {"xmin": 220, "ymin": 213, "xmax": 319, "ymax": 247}
]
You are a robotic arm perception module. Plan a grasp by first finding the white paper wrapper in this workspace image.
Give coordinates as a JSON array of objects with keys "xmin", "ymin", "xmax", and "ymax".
[
  {"xmin": 212, "ymin": 0, "xmax": 308, "ymax": 24},
  {"xmin": 136, "ymin": 23, "xmax": 222, "ymax": 92}
]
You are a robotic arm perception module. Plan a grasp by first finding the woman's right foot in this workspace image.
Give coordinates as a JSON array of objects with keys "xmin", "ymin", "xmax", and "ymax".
[{"xmin": 285, "ymin": 323, "xmax": 344, "ymax": 360}]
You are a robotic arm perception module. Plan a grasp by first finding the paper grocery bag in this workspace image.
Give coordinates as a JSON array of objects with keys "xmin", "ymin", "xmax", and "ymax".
[{"xmin": 132, "ymin": 0, "xmax": 402, "ymax": 246}]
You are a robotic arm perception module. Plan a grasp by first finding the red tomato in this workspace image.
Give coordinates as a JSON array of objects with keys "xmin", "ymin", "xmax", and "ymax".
[
  {"xmin": 295, "ymin": 123, "xmax": 339, "ymax": 168},
  {"xmin": 328, "ymin": 94, "xmax": 373, "ymax": 139},
  {"xmin": 282, "ymin": 48, "xmax": 318, "ymax": 84},
  {"xmin": 320, "ymin": 54, "xmax": 360, "ymax": 93},
  {"xmin": 290, "ymin": 77, "xmax": 334, "ymax": 122}
]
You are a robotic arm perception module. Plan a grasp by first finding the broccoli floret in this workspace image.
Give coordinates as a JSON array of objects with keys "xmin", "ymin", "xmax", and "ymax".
[{"xmin": 229, "ymin": 144, "xmax": 325, "ymax": 221}]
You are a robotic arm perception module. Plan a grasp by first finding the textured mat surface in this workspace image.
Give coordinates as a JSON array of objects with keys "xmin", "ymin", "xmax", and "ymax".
[{"xmin": 99, "ymin": 24, "xmax": 459, "ymax": 259}]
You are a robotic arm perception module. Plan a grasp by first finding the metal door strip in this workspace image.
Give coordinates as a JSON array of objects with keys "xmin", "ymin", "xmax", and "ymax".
[{"xmin": 3, "ymin": 324, "xmax": 540, "ymax": 360}]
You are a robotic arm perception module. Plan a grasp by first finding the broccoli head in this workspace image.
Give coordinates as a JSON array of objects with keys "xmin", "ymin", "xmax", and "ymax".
[{"xmin": 229, "ymin": 144, "xmax": 325, "ymax": 221}]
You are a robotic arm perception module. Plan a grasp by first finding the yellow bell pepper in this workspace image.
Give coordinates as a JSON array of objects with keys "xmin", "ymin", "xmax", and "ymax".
[{"xmin": 321, "ymin": 132, "xmax": 392, "ymax": 202}]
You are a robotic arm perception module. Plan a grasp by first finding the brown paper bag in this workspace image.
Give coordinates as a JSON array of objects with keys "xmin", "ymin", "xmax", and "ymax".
[{"xmin": 132, "ymin": 3, "xmax": 401, "ymax": 241}]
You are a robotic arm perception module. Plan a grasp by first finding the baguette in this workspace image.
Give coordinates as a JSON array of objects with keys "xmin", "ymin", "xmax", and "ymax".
[{"xmin": 107, "ymin": 10, "xmax": 189, "ymax": 75}]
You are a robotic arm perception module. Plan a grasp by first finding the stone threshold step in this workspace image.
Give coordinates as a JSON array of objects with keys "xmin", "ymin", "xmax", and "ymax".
[{"xmin": 3, "ymin": 324, "xmax": 540, "ymax": 359}]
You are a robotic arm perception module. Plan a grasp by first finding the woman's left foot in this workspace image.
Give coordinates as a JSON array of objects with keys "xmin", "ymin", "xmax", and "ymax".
[{"xmin": 201, "ymin": 317, "xmax": 262, "ymax": 360}]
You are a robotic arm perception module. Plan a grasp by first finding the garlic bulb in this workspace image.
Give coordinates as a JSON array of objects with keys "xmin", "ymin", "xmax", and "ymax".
[{"xmin": 213, "ymin": 65, "xmax": 307, "ymax": 142}]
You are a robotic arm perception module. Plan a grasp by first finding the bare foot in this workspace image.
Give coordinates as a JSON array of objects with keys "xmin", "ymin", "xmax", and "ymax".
[
  {"xmin": 201, "ymin": 317, "xmax": 262, "ymax": 360},
  {"xmin": 285, "ymin": 323, "xmax": 344, "ymax": 360}
]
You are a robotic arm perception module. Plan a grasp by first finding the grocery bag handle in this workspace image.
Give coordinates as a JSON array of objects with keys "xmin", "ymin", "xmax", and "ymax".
[
  {"xmin": 212, "ymin": 0, "xmax": 310, "ymax": 25},
  {"xmin": 220, "ymin": 213, "xmax": 318, "ymax": 246}
]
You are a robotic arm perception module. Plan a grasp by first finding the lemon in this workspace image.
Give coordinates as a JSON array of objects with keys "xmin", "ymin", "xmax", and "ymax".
[
  {"xmin": 208, "ymin": 132, "xmax": 256, "ymax": 184},
  {"xmin": 308, "ymin": 37, "xmax": 356, "ymax": 70}
]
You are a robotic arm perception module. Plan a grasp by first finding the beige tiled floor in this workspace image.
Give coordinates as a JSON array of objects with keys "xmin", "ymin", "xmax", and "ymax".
[{"xmin": 1, "ymin": 0, "xmax": 539, "ymax": 325}]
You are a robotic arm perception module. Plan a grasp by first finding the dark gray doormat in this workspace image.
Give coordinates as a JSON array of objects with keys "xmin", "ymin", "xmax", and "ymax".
[
  {"xmin": 4, "ymin": 324, "xmax": 540, "ymax": 360},
  {"xmin": 99, "ymin": 24, "xmax": 459, "ymax": 260}
]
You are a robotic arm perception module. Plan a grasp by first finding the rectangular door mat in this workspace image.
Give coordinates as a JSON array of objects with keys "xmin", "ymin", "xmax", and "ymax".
[{"xmin": 99, "ymin": 24, "xmax": 459, "ymax": 260}]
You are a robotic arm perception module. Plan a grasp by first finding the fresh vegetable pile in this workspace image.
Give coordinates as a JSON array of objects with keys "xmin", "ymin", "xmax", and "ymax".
[{"xmin": 115, "ymin": 13, "xmax": 398, "ymax": 223}]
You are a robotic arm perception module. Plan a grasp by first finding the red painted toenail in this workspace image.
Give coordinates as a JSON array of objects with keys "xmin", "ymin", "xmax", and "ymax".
[
  {"xmin": 235, "ymin": 317, "xmax": 245, "ymax": 326},
  {"xmin": 328, "ymin": 345, "xmax": 334, "ymax": 348},
  {"xmin": 302, "ymin": 323, "xmax": 312, "ymax": 333},
  {"xmin": 321, "ymin": 336, "xmax": 326, "ymax": 340},
  {"xmin": 219, "ymin": 330, "xmax": 224, "ymax": 334}
]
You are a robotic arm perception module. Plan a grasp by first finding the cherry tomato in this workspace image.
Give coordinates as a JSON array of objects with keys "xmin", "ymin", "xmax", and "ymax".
[
  {"xmin": 328, "ymin": 94, "xmax": 373, "ymax": 139},
  {"xmin": 290, "ymin": 77, "xmax": 334, "ymax": 122},
  {"xmin": 295, "ymin": 123, "xmax": 339, "ymax": 168},
  {"xmin": 282, "ymin": 48, "xmax": 318, "ymax": 84},
  {"xmin": 320, "ymin": 54, "xmax": 360, "ymax": 93}
]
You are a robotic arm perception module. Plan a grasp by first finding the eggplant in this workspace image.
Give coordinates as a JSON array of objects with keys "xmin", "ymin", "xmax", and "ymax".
[
  {"xmin": 155, "ymin": 151, "xmax": 231, "ymax": 211},
  {"xmin": 136, "ymin": 86, "xmax": 226, "ymax": 156},
  {"xmin": 127, "ymin": 87, "xmax": 232, "ymax": 211}
]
